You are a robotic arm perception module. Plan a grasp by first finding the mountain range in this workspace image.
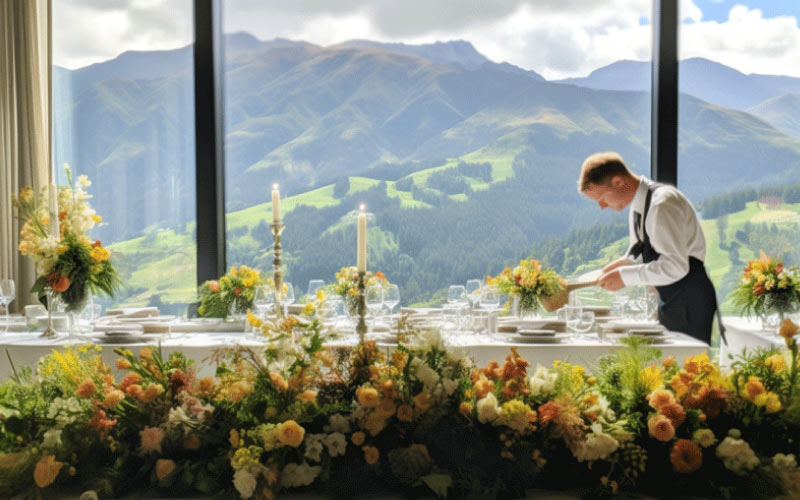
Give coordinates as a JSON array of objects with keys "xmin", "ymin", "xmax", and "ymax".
[{"xmin": 50, "ymin": 33, "xmax": 800, "ymax": 305}]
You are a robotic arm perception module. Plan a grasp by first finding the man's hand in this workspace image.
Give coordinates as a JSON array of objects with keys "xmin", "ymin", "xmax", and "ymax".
[
  {"xmin": 602, "ymin": 258, "xmax": 634, "ymax": 275},
  {"xmin": 598, "ymin": 269, "xmax": 626, "ymax": 291}
]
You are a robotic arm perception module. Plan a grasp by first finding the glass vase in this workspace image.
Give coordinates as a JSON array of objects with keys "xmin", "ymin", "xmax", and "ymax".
[{"xmin": 40, "ymin": 287, "xmax": 59, "ymax": 339}]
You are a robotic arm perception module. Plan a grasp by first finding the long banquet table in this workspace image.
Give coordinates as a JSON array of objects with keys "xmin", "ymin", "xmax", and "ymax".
[
  {"xmin": 719, "ymin": 315, "xmax": 786, "ymax": 367},
  {"xmin": 0, "ymin": 328, "xmax": 708, "ymax": 380}
]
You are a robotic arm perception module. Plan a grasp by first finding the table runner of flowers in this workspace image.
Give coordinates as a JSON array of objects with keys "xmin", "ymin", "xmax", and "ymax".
[{"xmin": 1, "ymin": 318, "xmax": 798, "ymax": 500}]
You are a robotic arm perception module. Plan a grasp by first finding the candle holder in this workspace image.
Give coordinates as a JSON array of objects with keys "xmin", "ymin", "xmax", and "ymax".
[
  {"xmin": 271, "ymin": 222, "xmax": 285, "ymax": 319},
  {"xmin": 356, "ymin": 271, "xmax": 367, "ymax": 343}
]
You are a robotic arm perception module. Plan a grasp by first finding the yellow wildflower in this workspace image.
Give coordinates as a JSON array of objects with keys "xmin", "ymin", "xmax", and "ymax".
[
  {"xmin": 765, "ymin": 353, "xmax": 786, "ymax": 373},
  {"xmin": 90, "ymin": 246, "xmax": 110, "ymax": 262}
]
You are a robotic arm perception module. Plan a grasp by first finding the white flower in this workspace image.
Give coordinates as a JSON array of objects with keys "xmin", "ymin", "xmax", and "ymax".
[
  {"xmin": 328, "ymin": 414, "xmax": 351, "ymax": 434},
  {"xmin": 573, "ymin": 424, "xmax": 619, "ymax": 462},
  {"xmin": 476, "ymin": 393, "xmax": 500, "ymax": 424},
  {"xmin": 233, "ymin": 469, "xmax": 257, "ymax": 499},
  {"xmin": 323, "ymin": 432, "xmax": 347, "ymax": 457},
  {"xmin": 304, "ymin": 434, "xmax": 324, "ymax": 462},
  {"xmin": 42, "ymin": 428, "xmax": 63, "ymax": 450},
  {"xmin": 528, "ymin": 365, "xmax": 557, "ymax": 397},
  {"xmin": 442, "ymin": 378, "xmax": 459, "ymax": 396},
  {"xmin": 716, "ymin": 436, "xmax": 760, "ymax": 475},
  {"xmin": 773, "ymin": 453, "xmax": 797, "ymax": 470},
  {"xmin": 47, "ymin": 397, "xmax": 85, "ymax": 428},
  {"xmin": 79, "ymin": 491, "xmax": 99, "ymax": 500},
  {"xmin": 416, "ymin": 364, "xmax": 440, "ymax": 390},
  {"xmin": 281, "ymin": 462, "xmax": 321, "ymax": 488}
]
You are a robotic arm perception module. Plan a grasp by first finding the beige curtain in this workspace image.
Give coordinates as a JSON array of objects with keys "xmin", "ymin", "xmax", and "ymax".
[{"xmin": 0, "ymin": 0, "xmax": 52, "ymax": 312}]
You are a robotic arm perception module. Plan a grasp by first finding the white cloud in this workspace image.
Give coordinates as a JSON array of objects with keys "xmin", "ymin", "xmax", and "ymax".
[{"xmin": 680, "ymin": 5, "xmax": 800, "ymax": 76}]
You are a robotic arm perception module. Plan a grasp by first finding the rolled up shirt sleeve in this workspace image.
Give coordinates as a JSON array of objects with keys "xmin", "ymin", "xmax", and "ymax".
[{"xmin": 618, "ymin": 195, "xmax": 691, "ymax": 287}]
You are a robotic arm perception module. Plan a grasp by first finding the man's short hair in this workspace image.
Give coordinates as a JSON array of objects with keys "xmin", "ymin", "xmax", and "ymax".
[{"xmin": 578, "ymin": 152, "xmax": 634, "ymax": 191}]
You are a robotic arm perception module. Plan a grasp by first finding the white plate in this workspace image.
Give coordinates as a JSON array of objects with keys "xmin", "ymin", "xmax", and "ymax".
[
  {"xmin": 581, "ymin": 305, "xmax": 612, "ymax": 316},
  {"xmin": 508, "ymin": 333, "xmax": 570, "ymax": 344},
  {"xmin": 606, "ymin": 320, "xmax": 663, "ymax": 331},
  {"xmin": 96, "ymin": 334, "xmax": 160, "ymax": 344},
  {"xmin": 517, "ymin": 329, "xmax": 557, "ymax": 336},
  {"xmin": 626, "ymin": 328, "xmax": 667, "ymax": 336}
]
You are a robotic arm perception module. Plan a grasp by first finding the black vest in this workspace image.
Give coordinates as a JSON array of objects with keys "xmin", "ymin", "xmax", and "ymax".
[{"xmin": 629, "ymin": 184, "xmax": 724, "ymax": 345}]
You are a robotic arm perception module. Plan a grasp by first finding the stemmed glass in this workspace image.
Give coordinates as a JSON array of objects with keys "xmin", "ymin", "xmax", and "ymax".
[
  {"xmin": 0, "ymin": 279, "xmax": 15, "ymax": 330},
  {"xmin": 306, "ymin": 279, "xmax": 325, "ymax": 298},
  {"xmin": 448, "ymin": 285, "xmax": 468, "ymax": 331},
  {"xmin": 465, "ymin": 279, "xmax": 482, "ymax": 332},
  {"xmin": 253, "ymin": 286, "xmax": 274, "ymax": 318},
  {"xmin": 479, "ymin": 285, "xmax": 501, "ymax": 339},
  {"xmin": 365, "ymin": 285, "xmax": 384, "ymax": 335},
  {"xmin": 281, "ymin": 283, "xmax": 295, "ymax": 317},
  {"xmin": 383, "ymin": 284, "xmax": 400, "ymax": 326}
]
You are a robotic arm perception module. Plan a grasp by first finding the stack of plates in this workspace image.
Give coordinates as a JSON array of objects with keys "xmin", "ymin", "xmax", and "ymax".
[
  {"xmin": 507, "ymin": 329, "xmax": 570, "ymax": 344},
  {"xmin": 601, "ymin": 320, "xmax": 671, "ymax": 344}
]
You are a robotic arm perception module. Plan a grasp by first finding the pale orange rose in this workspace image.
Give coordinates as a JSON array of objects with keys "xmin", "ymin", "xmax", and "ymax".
[
  {"xmin": 376, "ymin": 398, "xmax": 396, "ymax": 419},
  {"xmin": 76, "ymin": 379, "xmax": 96, "ymax": 399},
  {"xmin": 357, "ymin": 387, "xmax": 380, "ymax": 408},
  {"xmin": 362, "ymin": 445, "xmax": 380, "ymax": 465},
  {"xmin": 155, "ymin": 459, "xmax": 176, "ymax": 480},
  {"xmin": 277, "ymin": 420, "xmax": 305, "ymax": 447},
  {"xmin": 351, "ymin": 431, "xmax": 366, "ymax": 446},
  {"xmin": 33, "ymin": 455, "xmax": 63, "ymax": 488}
]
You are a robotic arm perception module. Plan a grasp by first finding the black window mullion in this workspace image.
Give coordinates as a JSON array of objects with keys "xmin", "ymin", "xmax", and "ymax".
[
  {"xmin": 651, "ymin": 0, "xmax": 679, "ymax": 186},
  {"xmin": 193, "ymin": 0, "xmax": 226, "ymax": 284}
]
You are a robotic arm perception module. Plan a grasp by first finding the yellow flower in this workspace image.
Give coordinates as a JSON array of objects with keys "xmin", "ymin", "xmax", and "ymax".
[
  {"xmin": 56, "ymin": 245, "xmax": 69, "ymax": 255},
  {"xmin": 34, "ymin": 455, "xmax": 63, "ymax": 488},
  {"xmin": 78, "ymin": 174, "xmax": 91, "ymax": 187},
  {"xmin": 765, "ymin": 354, "xmax": 786, "ymax": 373},
  {"xmin": 357, "ymin": 387, "xmax": 380, "ymax": 408},
  {"xmin": 779, "ymin": 319, "xmax": 798, "ymax": 347},
  {"xmin": 242, "ymin": 277, "xmax": 255, "ymax": 288},
  {"xmin": 302, "ymin": 303, "xmax": 316, "ymax": 316},
  {"xmin": 229, "ymin": 429, "xmax": 240, "ymax": 448},
  {"xmin": 316, "ymin": 289, "xmax": 326, "ymax": 300},
  {"xmin": 638, "ymin": 365, "xmax": 663, "ymax": 392},
  {"xmin": 90, "ymin": 246, "xmax": 110, "ymax": 262},
  {"xmin": 247, "ymin": 310, "xmax": 262, "ymax": 328},
  {"xmin": 230, "ymin": 266, "xmax": 238, "ymax": 276},
  {"xmin": 764, "ymin": 392, "xmax": 782, "ymax": 414},
  {"xmin": 277, "ymin": 420, "xmax": 305, "ymax": 447},
  {"xmin": 296, "ymin": 390, "xmax": 317, "ymax": 404},
  {"xmin": 413, "ymin": 392, "xmax": 432, "ymax": 413}
]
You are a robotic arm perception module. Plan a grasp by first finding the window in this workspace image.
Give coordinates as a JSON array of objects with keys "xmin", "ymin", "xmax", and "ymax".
[
  {"xmin": 678, "ymin": 2, "xmax": 800, "ymax": 315},
  {"xmin": 222, "ymin": 1, "xmax": 652, "ymax": 304},
  {"xmin": 52, "ymin": 0, "xmax": 197, "ymax": 314}
]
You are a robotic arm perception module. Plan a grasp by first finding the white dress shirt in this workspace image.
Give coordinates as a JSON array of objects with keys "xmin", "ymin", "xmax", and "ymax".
[{"xmin": 618, "ymin": 177, "xmax": 707, "ymax": 287}]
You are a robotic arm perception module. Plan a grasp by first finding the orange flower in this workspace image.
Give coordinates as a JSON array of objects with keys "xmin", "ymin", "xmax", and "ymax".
[
  {"xmin": 296, "ymin": 390, "xmax": 317, "ymax": 404},
  {"xmin": 501, "ymin": 347, "xmax": 529, "ymax": 382},
  {"xmin": 116, "ymin": 358, "xmax": 132, "ymax": 370},
  {"xmin": 459, "ymin": 402, "xmax": 473, "ymax": 417},
  {"xmin": 375, "ymin": 271, "xmax": 386, "ymax": 281},
  {"xmin": 779, "ymin": 319, "xmax": 798, "ymax": 346},
  {"xmin": 743, "ymin": 376, "xmax": 766, "ymax": 402},
  {"xmin": 184, "ymin": 435, "xmax": 202, "ymax": 450},
  {"xmin": 125, "ymin": 384, "xmax": 144, "ymax": 399},
  {"xmin": 102, "ymin": 389, "xmax": 125, "ymax": 409},
  {"xmin": 647, "ymin": 389, "xmax": 676, "ymax": 410},
  {"xmin": 413, "ymin": 392, "xmax": 432, "ymax": 413},
  {"xmin": 277, "ymin": 420, "xmax": 305, "ymax": 447},
  {"xmin": 660, "ymin": 403, "xmax": 686, "ymax": 429},
  {"xmin": 473, "ymin": 377, "xmax": 494, "ymax": 399},
  {"xmin": 351, "ymin": 431, "xmax": 366, "ymax": 446},
  {"xmin": 155, "ymin": 459, "xmax": 176, "ymax": 480},
  {"xmin": 269, "ymin": 372, "xmax": 288, "ymax": 391},
  {"xmin": 33, "ymin": 455, "xmax": 63, "ymax": 488},
  {"xmin": 648, "ymin": 414, "xmax": 675, "ymax": 442},
  {"xmin": 356, "ymin": 387, "xmax": 380, "ymax": 408},
  {"xmin": 481, "ymin": 361, "xmax": 500, "ymax": 380},
  {"xmin": 49, "ymin": 274, "xmax": 70, "ymax": 293},
  {"xmin": 139, "ymin": 347, "xmax": 152, "ymax": 360},
  {"xmin": 120, "ymin": 371, "xmax": 143, "ymax": 391},
  {"xmin": 670, "ymin": 439, "xmax": 703, "ymax": 473},
  {"xmin": 208, "ymin": 280, "xmax": 219, "ymax": 293},
  {"xmin": 662, "ymin": 356, "xmax": 675, "ymax": 369},
  {"xmin": 197, "ymin": 376, "xmax": 215, "ymax": 396},
  {"xmin": 753, "ymin": 283, "xmax": 766, "ymax": 296},
  {"xmin": 537, "ymin": 401, "xmax": 561, "ymax": 425},
  {"xmin": 76, "ymin": 379, "xmax": 96, "ymax": 399},
  {"xmin": 141, "ymin": 383, "xmax": 164, "ymax": 403},
  {"xmin": 396, "ymin": 404, "xmax": 413, "ymax": 422},
  {"xmin": 376, "ymin": 398, "xmax": 396, "ymax": 419},
  {"xmin": 362, "ymin": 445, "xmax": 380, "ymax": 464}
]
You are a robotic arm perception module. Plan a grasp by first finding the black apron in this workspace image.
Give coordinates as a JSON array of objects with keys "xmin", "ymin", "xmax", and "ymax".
[{"xmin": 629, "ymin": 185, "xmax": 725, "ymax": 345}]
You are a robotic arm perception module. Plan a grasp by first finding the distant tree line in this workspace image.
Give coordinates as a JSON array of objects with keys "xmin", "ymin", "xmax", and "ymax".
[{"xmin": 700, "ymin": 182, "xmax": 800, "ymax": 218}]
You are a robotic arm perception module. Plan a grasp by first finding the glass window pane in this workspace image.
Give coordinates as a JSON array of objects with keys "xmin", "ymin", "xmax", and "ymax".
[
  {"xmin": 679, "ymin": 3, "xmax": 800, "ymax": 322},
  {"xmin": 223, "ymin": 1, "xmax": 652, "ymax": 304},
  {"xmin": 52, "ymin": 0, "xmax": 196, "ymax": 314}
]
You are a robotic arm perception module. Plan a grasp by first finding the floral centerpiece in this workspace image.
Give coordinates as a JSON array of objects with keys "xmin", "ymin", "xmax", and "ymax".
[
  {"xmin": 198, "ymin": 265, "xmax": 263, "ymax": 319},
  {"xmin": 12, "ymin": 165, "xmax": 119, "ymax": 312},
  {"xmin": 331, "ymin": 266, "xmax": 389, "ymax": 316},
  {"xmin": 730, "ymin": 251, "xmax": 800, "ymax": 321},
  {"xmin": 492, "ymin": 259, "xmax": 565, "ymax": 315}
]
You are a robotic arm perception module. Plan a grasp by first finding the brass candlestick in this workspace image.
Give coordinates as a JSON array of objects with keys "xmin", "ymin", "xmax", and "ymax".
[
  {"xmin": 356, "ymin": 271, "xmax": 367, "ymax": 343},
  {"xmin": 271, "ymin": 222, "xmax": 285, "ymax": 319}
]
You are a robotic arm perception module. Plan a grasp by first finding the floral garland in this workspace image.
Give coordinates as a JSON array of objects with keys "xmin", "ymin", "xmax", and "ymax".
[
  {"xmin": 492, "ymin": 259, "xmax": 565, "ymax": 313},
  {"xmin": 330, "ymin": 266, "xmax": 389, "ymax": 316},
  {"xmin": 0, "ymin": 319, "xmax": 798, "ymax": 499},
  {"xmin": 12, "ymin": 165, "xmax": 119, "ymax": 311},
  {"xmin": 198, "ymin": 266, "xmax": 264, "ymax": 319},
  {"xmin": 730, "ymin": 251, "xmax": 800, "ymax": 319}
]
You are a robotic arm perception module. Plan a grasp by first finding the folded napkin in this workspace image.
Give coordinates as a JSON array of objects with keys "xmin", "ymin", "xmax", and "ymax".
[
  {"xmin": 167, "ymin": 319, "xmax": 247, "ymax": 333},
  {"xmin": 106, "ymin": 307, "xmax": 160, "ymax": 318}
]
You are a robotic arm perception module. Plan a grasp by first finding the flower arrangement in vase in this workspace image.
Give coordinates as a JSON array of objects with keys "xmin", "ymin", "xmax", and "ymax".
[
  {"xmin": 492, "ymin": 259, "xmax": 564, "ymax": 317},
  {"xmin": 330, "ymin": 266, "xmax": 389, "ymax": 317},
  {"xmin": 12, "ymin": 165, "xmax": 119, "ymax": 323},
  {"xmin": 730, "ymin": 251, "xmax": 800, "ymax": 325},
  {"xmin": 197, "ymin": 265, "xmax": 263, "ymax": 319}
]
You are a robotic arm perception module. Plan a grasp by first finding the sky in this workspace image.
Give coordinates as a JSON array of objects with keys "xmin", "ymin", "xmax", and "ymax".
[{"xmin": 53, "ymin": 0, "xmax": 800, "ymax": 79}]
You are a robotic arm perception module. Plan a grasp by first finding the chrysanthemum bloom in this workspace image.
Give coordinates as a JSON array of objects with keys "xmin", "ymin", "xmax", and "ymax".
[
  {"xmin": 396, "ymin": 404, "xmax": 413, "ymax": 422},
  {"xmin": 743, "ymin": 376, "xmax": 766, "ymax": 402},
  {"xmin": 659, "ymin": 403, "xmax": 686, "ymax": 429},
  {"xmin": 102, "ymin": 389, "xmax": 125, "ymax": 409},
  {"xmin": 779, "ymin": 319, "xmax": 798, "ymax": 347},
  {"xmin": 351, "ymin": 431, "xmax": 366, "ymax": 446},
  {"xmin": 155, "ymin": 459, "xmax": 176, "ymax": 480},
  {"xmin": 356, "ymin": 387, "xmax": 380, "ymax": 408},
  {"xmin": 692, "ymin": 429, "xmax": 716, "ymax": 448},
  {"xmin": 538, "ymin": 401, "xmax": 561, "ymax": 425},
  {"xmin": 765, "ymin": 354, "xmax": 786, "ymax": 373},
  {"xmin": 662, "ymin": 356, "xmax": 675, "ymax": 368},
  {"xmin": 116, "ymin": 358, "xmax": 132, "ymax": 370},
  {"xmin": 376, "ymin": 398, "xmax": 396, "ymax": 419},
  {"xmin": 670, "ymin": 439, "xmax": 703, "ymax": 473},
  {"xmin": 647, "ymin": 389, "xmax": 676, "ymax": 410},
  {"xmin": 459, "ymin": 402, "xmax": 473, "ymax": 417},
  {"xmin": 139, "ymin": 426, "xmax": 165, "ymax": 454},
  {"xmin": 277, "ymin": 420, "xmax": 305, "ymax": 447},
  {"xmin": 33, "ymin": 455, "xmax": 63, "ymax": 488},
  {"xmin": 648, "ymin": 414, "xmax": 675, "ymax": 442},
  {"xmin": 120, "ymin": 372, "xmax": 143, "ymax": 391},
  {"xmin": 362, "ymin": 445, "xmax": 380, "ymax": 464},
  {"xmin": 76, "ymin": 379, "xmax": 96, "ymax": 399},
  {"xmin": 197, "ymin": 376, "xmax": 215, "ymax": 396}
]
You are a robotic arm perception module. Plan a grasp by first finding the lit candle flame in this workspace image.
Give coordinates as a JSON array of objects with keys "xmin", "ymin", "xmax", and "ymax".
[
  {"xmin": 359, "ymin": 203, "xmax": 366, "ymax": 211},
  {"xmin": 273, "ymin": 183, "xmax": 279, "ymax": 190}
]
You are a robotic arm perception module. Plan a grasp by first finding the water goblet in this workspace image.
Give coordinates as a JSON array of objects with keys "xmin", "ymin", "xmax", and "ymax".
[
  {"xmin": 0, "ymin": 279, "xmax": 16, "ymax": 328},
  {"xmin": 365, "ymin": 285, "xmax": 384, "ymax": 335},
  {"xmin": 282, "ymin": 283, "xmax": 295, "ymax": 317},
  {"xmin": 383, "ymin": 284, "xmax": 400, "ymax": 327},
  {"xmin": 253, "ymin": 285, "xmax": 274, "ymax": 319},
  {"xmin": 307, "ymin": 279, "xmax": 325, "ymax": 298},
  {"xmin": 479, "ymin": 285, "xmax": 501, "ymax": 339}
]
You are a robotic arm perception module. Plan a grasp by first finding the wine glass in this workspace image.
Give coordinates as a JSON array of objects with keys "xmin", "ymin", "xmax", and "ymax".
[
  {"xmin": 0, "ymin": 279, "xmax": 16, "ymax": 329},
  {"xmin": 479, "ymin": 285, "xmax": 501, "ymax": 338},
  {"xmin": 365, "ymin": 285, "xmax": 384, "ymax": 334},
  {"xmin": 448, "ymin": 285, "xmax": 468, "ymax": 330},
  {"xmin": 307, "ymin": 279, "xmax": 325, "ymax": 298},
  {"xmin": 253, "ymin": 285, "xmax": 274, "ymax": 319},
  {"xmin": 466, "ymin": 279, "xmax": 482, "ymax": 308},
  {"xmin": 384, "ymin": 284, "xmax": 400, "ymax": 319},
  {"xmin": 282, "ymin": 283, "xmax": 295, "ymax": 317}
]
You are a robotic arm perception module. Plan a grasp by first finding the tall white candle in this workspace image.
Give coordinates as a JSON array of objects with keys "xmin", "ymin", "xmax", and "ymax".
[
  {"xmin": 272, "ymin": 183, "xmax": 281, "ymax": 223},
  {"xmin": 357, "ymin": 204, "xmax": 367, "ymax": 272},
  {"xmin": 49, "ymin": 183, "xmax": 60, "ymax": 239}
]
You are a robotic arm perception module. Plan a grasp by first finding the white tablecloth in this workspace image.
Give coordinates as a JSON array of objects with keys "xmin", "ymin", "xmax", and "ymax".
[
  {"xmin": 0, "ymin": 329, "xmax": 708, "ymax": 381},
  {"xmin": 720, "ymin": 316, "xmax": 785, "ymax": 368}
]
